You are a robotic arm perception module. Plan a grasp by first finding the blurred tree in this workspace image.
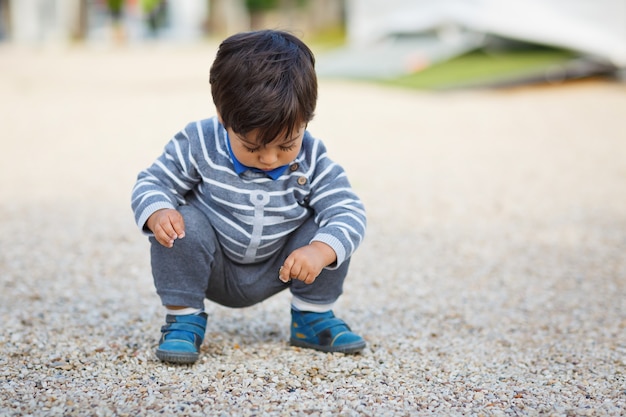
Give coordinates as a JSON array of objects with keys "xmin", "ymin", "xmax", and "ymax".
[
  {"xmin": 245, "ymin": 0, "xmax": 278, "ymax": 12},
  {"xmin": 207, "ymin": 0, "xmax": 248, "ymax": 36},
  {"xmin": 207, "ymin": 0, "xmax": 343, "ymax": 38},
  {"xmin": 106, "ymin": 0, "xmax": 126, "ymax": 43},
  {"xmin": 141, "ymin": 0, "xmax": 167, "ymax": 37},
  {"xmin": 0, "ymin": 0, "xmax": 10, "ymax": 40},
  {"xmin": 246, "ymin": 0, "xmax": 278, "ymax": 29},
  {"xmin": 71, "ymin": 0, "xmax": 88, "ymax": 40}
]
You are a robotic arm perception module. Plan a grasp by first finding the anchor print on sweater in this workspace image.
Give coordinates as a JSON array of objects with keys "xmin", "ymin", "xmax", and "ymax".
[{"xmin": 233, "ymin": 190, "xmax": 285, "ymax": 262}]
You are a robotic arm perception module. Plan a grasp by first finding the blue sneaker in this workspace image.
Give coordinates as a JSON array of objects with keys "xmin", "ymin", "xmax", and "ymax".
[
  {"xmin": 290, "ymin": 309, "xmax": 366, "ymax": 353},
  {"xmin": 156, "ymin": 312, "xmax": 208, "ymax": 364}
]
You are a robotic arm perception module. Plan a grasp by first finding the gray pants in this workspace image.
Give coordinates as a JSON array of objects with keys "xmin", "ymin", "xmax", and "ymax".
[{"xmin": 150, "ymin": 205, "xmax": 348, "ymax": 309}]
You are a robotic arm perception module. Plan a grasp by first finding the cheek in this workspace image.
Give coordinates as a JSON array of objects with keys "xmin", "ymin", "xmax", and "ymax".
[
  {"xmin": 232, "ymin": 146, "xmax": 253, "ymax": 163},
  {"xmin": 283, "ymin": 147, "xmax": 300, "ymax": 162},
  {"xmin": 291, "ymin": 142, "xmax": 304, "ymax": 157}
]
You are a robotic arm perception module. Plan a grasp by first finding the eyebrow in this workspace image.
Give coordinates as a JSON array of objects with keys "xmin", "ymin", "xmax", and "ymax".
[
  {"xmin": 237, "ymin": 132, "xmax": 301, "ymax": 147},
  {"xmin": 281, "ymin": 136, "xmax": 299, "ymax": 145},
  {"xmin": 236, "ymin": 135, "xmax": 258, "ymax": 147}
]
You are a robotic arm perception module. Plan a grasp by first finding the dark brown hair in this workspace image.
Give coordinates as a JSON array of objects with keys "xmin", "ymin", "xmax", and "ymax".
[{"xmin": 209, "ymin": 30, "xmax": 317, "ymax": 145}]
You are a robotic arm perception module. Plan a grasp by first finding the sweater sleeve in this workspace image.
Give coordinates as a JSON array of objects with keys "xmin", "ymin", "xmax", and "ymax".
[
  {"xmin": 130, "ymin": 123, "xmax": 201, "ymax": 232},
  {"xmin": 306, "ymin": 140, "xmax": 366, "ymax": 268}
]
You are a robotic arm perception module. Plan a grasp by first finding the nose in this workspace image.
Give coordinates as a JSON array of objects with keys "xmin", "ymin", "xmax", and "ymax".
[{"xmin": 259, "ymin": 149, "xmax": 279, "ymax": 165}]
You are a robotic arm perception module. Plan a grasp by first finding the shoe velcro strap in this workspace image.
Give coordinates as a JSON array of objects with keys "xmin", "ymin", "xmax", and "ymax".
[
  {"xmin": 310, "ymin": 318, "xmax": 350, "ymax": 335},
  {"xmin": 162, "ymin": 322, "xmax": 205, "ymax": 338}
]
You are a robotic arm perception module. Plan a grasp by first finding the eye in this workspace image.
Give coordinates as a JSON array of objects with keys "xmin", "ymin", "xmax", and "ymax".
[
  {"xmin": 280, "ymin": 144, "xmax": 296, "ymax": 152},
  {"xmin": 245, "ymin": 146, "xmax": 259, "ymax": 153}
]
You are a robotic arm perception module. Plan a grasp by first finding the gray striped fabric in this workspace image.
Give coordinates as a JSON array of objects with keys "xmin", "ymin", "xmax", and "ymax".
[{"xmin": 132, "ymin": 117, "xmax": 366, "ymax": 266}]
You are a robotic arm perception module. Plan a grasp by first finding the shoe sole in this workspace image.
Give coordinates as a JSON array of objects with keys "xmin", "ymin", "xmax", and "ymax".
[
  {"xmin": 290, "ymin": 338, "xmax": 366, "ymax": 354},
  {"xmin": 156, "ymin": 349, "xmax": 199, "ymax": 364}
]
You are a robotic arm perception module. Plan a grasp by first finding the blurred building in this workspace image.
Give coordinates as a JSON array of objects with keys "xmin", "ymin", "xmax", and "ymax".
[{"xmin": 0, "ymin": 0, "xmax": 208, "ymax": 43}]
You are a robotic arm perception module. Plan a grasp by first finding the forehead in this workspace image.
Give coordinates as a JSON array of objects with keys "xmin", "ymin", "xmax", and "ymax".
[{"xmin": 236, "ymin": 125, "xmax": 305, "ymax": 145}]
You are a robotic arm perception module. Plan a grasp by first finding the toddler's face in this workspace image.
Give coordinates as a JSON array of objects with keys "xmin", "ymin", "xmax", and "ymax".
[{"xmin": 227, "ymin": 124, "xmax": 305, "ymax": 172}]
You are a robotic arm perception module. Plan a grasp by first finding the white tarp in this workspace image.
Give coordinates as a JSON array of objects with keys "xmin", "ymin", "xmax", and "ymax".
[{"xmin": 346, "ymin": 0, "xmax": 626, "ymax": 67}]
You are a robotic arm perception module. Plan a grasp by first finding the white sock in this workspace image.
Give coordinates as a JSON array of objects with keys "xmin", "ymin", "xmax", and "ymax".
[
  {"xmin": 165, "ymin": 307, "xmax": 203, "ymax": 316},
  {"xmin": 291, "ymin": 296, "xmax": 335, "ymax": 313}
]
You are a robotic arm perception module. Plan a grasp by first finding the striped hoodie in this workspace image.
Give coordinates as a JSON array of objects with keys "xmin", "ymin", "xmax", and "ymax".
[{"xmin": 131, "ymin": 117, "xmax": 366, "ymax": 266}]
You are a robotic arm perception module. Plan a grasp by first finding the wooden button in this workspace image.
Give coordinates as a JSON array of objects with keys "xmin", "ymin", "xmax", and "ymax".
[
  {"xmin": 297, "ymin": 176, "xmax": 307, "ymax": 185},
  {"xmin": 289, "ymin": 163, "xmax": 299, "ymax": 172}
]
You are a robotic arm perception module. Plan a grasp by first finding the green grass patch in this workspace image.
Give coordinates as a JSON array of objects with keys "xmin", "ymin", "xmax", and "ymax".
[
  {"xmin": 383, "ymin": 47, "xmax": 577, "ymax": 90},
  {"xmin": 306, "ymin": 26, "xmax": 347, "ymax": 52}
]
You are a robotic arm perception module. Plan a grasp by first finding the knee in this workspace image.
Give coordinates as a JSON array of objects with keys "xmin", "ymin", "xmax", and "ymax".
[
  {"xmin": 176, "ymin": 205, "xmax": 216, "ymax": 249},
  {"xmin": 179, "ymin": 205, "xmax": 209, "ymax": 234}
]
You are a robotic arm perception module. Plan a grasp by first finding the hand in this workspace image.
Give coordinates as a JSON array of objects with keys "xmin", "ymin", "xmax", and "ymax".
[
  {"xmin": 279, "ymin": 242, "xmax": 337, "ymax": 284},
  {"xmin": 146, "ymin": 209, "xmax": 185, "ymax": 248}
]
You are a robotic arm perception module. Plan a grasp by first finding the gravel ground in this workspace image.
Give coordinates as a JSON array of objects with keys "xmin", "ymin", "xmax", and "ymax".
[{"xmin": 1, "ymin": 44, "xmax": 625, "ymax": 416}]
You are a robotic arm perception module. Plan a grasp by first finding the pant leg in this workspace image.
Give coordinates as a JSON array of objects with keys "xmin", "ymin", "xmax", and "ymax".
[
  {"xmin": 150, "ymin": 205, "xmax": 224, "ymax": 309},
  {"xmin": 204, "ymin": 215, "xmax": 348, "ymax": 308}
]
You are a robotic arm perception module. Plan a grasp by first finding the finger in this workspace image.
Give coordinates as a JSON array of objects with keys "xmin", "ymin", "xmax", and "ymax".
[
  {"xmin": 154, "ymin": 224, "xmax": 175, "ymax": 247},
  {"xmin": 159, "ymin": 219, "xmax": 179, "ymax": 241},
  {"xmin": 278, "ymin": 266, "xmax": 290, "ymax": 283},
  {"xmin": 300, "ymin": 271, "xmax": 313, "ymax": 284},
  {"xmin": 170, "ymin": 213, "xmax": 186, "ymax": 238},
  {"xmin": 301, "ymin": 272, "xmax": 313, "ymax": 284},
  {"xmin": 280, "ymin": 258, "xmax": 294, "ymax": 282},
  {"xmin": 157, "ymin": 233, "xmax": 174, "ymax": 248},
  {"xmin": 291, "ymin": 264, "xmax": 304, "ymax": 281}
]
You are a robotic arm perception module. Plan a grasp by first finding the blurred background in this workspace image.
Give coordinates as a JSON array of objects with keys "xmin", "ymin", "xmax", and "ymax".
[
  {"xmin": 1, "ymin": 0, "xmax": 625, "ymax": 88},
  {"xmin": 2, "ymin": 4, "xmax": 626, "ymax": 416}
]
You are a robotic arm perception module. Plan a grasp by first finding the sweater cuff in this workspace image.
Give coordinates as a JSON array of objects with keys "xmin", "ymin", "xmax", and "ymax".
[{"xmin": 311, "ymin": 233, "xmax": 346, "ymax": 269}]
